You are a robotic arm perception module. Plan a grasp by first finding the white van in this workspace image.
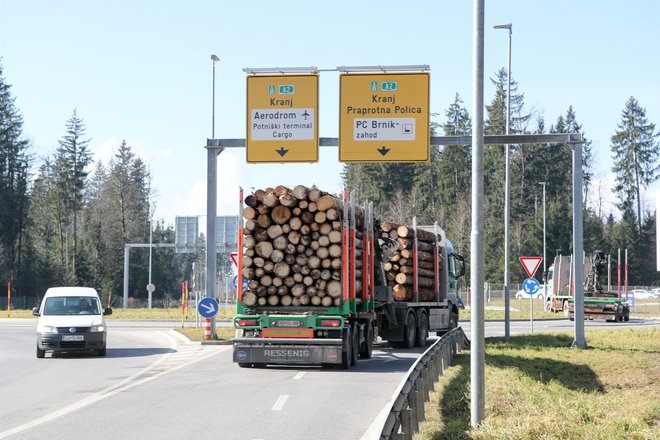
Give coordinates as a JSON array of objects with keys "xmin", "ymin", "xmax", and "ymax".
[{"xmin": 32, "ymin": 287, "xmax": 112, "ymax": 358}]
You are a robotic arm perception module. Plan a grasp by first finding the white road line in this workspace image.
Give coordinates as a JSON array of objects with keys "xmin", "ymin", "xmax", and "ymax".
[
  {"xmin": 293, "ymin": 371, "xmax": 306, "ymax": 380},
  {"xmin": 271, "ymin": 394, "xmax": 289, "ymax": 411},
  {"xmin": 0, "ymin": 343, "xmax": 229, "ymax": 439}
]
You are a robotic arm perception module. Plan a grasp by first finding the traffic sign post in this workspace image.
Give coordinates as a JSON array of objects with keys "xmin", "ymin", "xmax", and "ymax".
[
  {"xmin": 246, "ymin": 74, "xmax": 319, "ymax": 163},
  {"xmin": 519, "ymin": 258, "xmax": 542, "ymax": 334},
  {"xmin": 522, "ymin": 276, "xmax": 541, "ymax": 334},
  {"xmin": 339, "ymin": 72, "xmax": 430, "ymax": 162}
]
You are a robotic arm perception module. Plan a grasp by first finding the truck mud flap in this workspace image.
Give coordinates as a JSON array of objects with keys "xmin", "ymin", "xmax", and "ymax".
[{"xmin": 234, "ymin": 342, "xmax": 343, "ymax": 365}]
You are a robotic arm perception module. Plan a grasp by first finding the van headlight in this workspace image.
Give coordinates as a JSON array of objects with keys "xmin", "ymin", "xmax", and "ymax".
[
  {"xmin": 37, "ymin": 325, "xmax": 58, "ymax": 333},
  {"xmin": 90, "ymin": 325, "xmax": 105, "ymax": 332}
]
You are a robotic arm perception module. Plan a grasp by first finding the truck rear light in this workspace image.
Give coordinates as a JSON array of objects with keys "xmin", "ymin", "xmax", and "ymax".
[
  {"xmin": 236, "ymin": 318, "xmax": 258, "ymax": 327},
  {"xmin": 320, "ymin": 320, "xmax": 341, "ymax": 328}
]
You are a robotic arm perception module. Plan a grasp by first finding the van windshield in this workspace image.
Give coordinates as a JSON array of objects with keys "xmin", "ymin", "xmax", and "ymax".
[{"xmin": 43, "ymin": 296, "xmax": 101, "ymax": 315}]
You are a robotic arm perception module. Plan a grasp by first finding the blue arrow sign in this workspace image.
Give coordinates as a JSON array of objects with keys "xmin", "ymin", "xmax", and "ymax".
[
  {"xmin": 522, "ymin": 278, "xmax": 540, "ymax": 295},
  {"xmin": 198, "ymin": 297, "xmax": 219, "ymax": 318}
]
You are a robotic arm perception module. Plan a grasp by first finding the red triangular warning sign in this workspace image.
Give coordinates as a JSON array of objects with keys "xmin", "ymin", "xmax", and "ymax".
[
  {"xmin": 519, "ymin": 256, "xmax": 543, "ymax": 278},
  {"xmin": 230, "ymin": 252, "xmax": 238, "ymax": 267}
]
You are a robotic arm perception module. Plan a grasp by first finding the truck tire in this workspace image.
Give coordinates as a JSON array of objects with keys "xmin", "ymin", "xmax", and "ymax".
[
  {"xmin": 351, "ymin": 325, "xmax": 359, "ymax": 366},
  {"xmin": 360, "ymin": 323, "xmax": 373, "ymax": 359},
  {"xmin": 36, "ymin": 344, "xmax": 45, "ymax": 359},
  {"xmin": 403, "ymin": 312, "xmax": 417, "ymax": 349},
  {"xmin": 415, "ymin": 312, "xmax": 429, "ymax": 347},
  {"xmin": 341, "ymin": 328, "xmax": 352, "ymax": 369},
  {"xmin": 563, "ymin": 301, "xmax": 569, "ymax": 318}
]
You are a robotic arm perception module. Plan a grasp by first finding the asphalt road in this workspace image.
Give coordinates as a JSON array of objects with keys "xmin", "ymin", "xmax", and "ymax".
[{"xmin": 0, "ymin": 317, "xmax": 656, "ymax": 440}]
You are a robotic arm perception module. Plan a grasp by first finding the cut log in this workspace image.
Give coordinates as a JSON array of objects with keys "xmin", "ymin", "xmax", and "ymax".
[
  {"xmin": 244, "ymin": 235, "xmax": 256, "ymax": 249},
  {"xmin": 266, "ymin": 224, "xmax": 283, "ymax": 239},
  {"xmin": 255, "ymin": 242, "xmax": 273, "ymax": 259},
  {"xmin": 400, "ymin": 248, "xmax": 434, "ymax": 261},
  {"xmin": 308, "ymin": 188, "xmax": 321, "ymax": 201},
  {"xmin": 321, "ymin": 296, "xmax": 333, "ymax": 307},
  {"xmin": 274, "ymin": 262, "xmax": 291, "ymax": 278},
  {"xmin": 243, "ymin": 206, "xmax": 256, "ymax": 220},
  {"xmin": 397, "ymin": 237, "xmax": 434, "ymax": 252},
  {"xmin": 316, "ymin": 195, "xmax": 341, "ymax": 212},
  {"xmin": 395, "ymin": 273, "xmax": 435, "ymax": 288},
  {"xmin": 241, "ymin": 290, "xmax": 257, "ymax": 306},
  {"xmin": 293, "ymin": 185, "xmax": 308, "ymax": 200},
  {"xmin": 396, "ymin": 225, "xmax": 435, "ymax": 242},
  {"xmin": 329, "ymin": 244, "xmax": 342, "ymax": 258},
  {"xmin": 263, "ymin": 191, "xmax": 279, "ymax": 207},
  {"xmin": 271, "ymin": 205, "xmax": 292, "ymax": 224},
  {"xmin": 279, "ymin": 192, "xmax": 297, "ymax": 208},
  {"xmin": 244, "ymin": 194, "xmax": 258, "ymax": 208},
  {"xmin": 257, "ymin": 214, "xmax": 272, "ymax": 229},
  {"xmin": 399, "ymin": 265, "xmax": 436, "ymax": 278},
  {"xmin": 327, "ymin": 280, "xmax": 342, "ymax": 298}
]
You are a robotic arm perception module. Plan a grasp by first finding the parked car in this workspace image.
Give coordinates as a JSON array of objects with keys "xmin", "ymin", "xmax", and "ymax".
[
  {"xmin": 515, "ymin": 285, "xmax": 546, "ymax": 299},
  {"xmin": 650, "ymin": 288, "xmax": 660, "ymax": 299},
  {"xmin": 626, "ymin": 289, "xmax": 653, "ymax": 299}
]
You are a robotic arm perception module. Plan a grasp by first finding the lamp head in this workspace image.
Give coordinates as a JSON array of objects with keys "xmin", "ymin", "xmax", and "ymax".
[
  {"xmin": 493, "ymin": 23, "xmax": 512, "ymax": 30},
  {"xmin": 211, "ymin": 54, "xmax": 220, "ymax": 62}
]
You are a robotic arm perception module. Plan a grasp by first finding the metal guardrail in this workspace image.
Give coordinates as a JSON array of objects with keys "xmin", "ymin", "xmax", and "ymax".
[{"xmin": 377, "ymin": 328, "xmax": 470, "ymax": 440}]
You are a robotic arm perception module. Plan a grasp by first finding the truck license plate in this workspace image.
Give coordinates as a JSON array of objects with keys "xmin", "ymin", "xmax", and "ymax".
[
  {"xmin": 276, "ymin": 320, "xmax": 302, "ymax": 327},
  {"xmin": 62, "ymin": 335, "xmax": 84, "ymax": 341}
]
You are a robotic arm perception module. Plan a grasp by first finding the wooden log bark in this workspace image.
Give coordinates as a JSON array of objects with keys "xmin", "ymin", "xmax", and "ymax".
[{"xmin": 395, "ymin": 273, "xmax": 435, "ymax": 288}]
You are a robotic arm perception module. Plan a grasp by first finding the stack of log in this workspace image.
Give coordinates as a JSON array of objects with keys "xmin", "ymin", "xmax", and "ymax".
[
  {"xmin": 380, "ymin": 222, "xmax": 441, "ymax": 302},
  {"xmin": 240, "ymin": 185, "xmax": 363, "ymax": 308}
]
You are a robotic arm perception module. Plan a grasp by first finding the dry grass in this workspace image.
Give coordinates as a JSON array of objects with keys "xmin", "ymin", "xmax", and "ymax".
[
  {"xmin": 416, "ymin": 328, "xmax": 660, "ymax": 440},
  {"xmin": 175, "ymin": 326, "xmax": 235, "ymax": 342},
  {"xmin": 2, "ymin": 306, "xmax": 236, "ymax": 321}
]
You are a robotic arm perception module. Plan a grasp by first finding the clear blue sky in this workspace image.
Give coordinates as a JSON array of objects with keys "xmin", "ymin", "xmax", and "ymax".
[{"xmin": 1, "ymin": 1, "xmax": 659, "ymax": 223}]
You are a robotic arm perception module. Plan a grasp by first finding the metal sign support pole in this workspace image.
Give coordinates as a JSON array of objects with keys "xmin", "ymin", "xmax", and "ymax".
[
  {"xmin": 571, "ymin": 142, "xmax": 587, "ymax": 349},
  {"xmin": 470, "ymin": 0, "xmax": 486, "ymax": 427},
  {"xmin": 206, "ymin": 144, "xmax": 224, "ymax": 338}
]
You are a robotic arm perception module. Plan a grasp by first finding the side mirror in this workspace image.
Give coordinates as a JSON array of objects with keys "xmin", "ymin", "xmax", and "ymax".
[
  {"xmin": 32, "ymin": 307, "xmax": 40, "ymax": 317},
  {"xmin": 455, "ymin": 254, "xmax": 466, "ymax": 277},
  {"xmin": 103, "ymin": 308, "xmax": 113, "ymax": 316}
]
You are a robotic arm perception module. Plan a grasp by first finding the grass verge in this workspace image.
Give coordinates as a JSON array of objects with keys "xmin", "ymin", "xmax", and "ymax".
[
  {"xmin": 415, "ymin": 328, "xmax": 659, "ymax": 439},
  {"xmin": 174, "ymin": 326, "xmax": 235, "ymax": 342}
]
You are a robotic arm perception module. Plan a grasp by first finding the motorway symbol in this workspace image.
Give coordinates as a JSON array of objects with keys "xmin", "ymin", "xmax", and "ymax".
[
  {"xmin": 276, "ymin": 147, "xmax": 289, "ymax": 157},
  {"xmin": 377, "ymin": 146, "xmax": 390, "ymax": 156},
  {"xmin": 519, "ymin": 256, "xmax": 543, "ymax": 277},
  {"xmin": 522, "ymin": 277, "xmax": 540, "ymax": 295},
  {"xmin": 198, "ymin": 297, "xmax": 219, "ymax": 318}
]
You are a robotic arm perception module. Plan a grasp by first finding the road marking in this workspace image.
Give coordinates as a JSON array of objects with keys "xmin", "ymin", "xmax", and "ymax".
[
  {"xmin": 293, "ymin": 371, "xmax": 306, "ymax": 380},
  {"xmin": 0, "ymin": 340, "xmax": 230, "ymax": 439},
  {"xmin": 271, "ymin": 394, "xmax": 289, "ymax": 411}
]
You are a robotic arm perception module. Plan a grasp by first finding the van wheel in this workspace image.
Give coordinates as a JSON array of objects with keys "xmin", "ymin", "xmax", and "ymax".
[{"xmin": 36, "ymin": 345, "xmax": 45, "ymax": 358}]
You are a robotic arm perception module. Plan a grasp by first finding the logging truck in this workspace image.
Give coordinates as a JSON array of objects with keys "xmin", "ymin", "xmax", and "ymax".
[
  {"xmin": 546, "ymin": 251, "xmax": 629, "ymax": 322},
  {"xmin": 233, "ymin": 185, "xmax": 465, "ymax": 369}
]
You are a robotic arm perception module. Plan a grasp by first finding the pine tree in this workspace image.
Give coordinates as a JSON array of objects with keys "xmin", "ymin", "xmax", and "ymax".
[
  {"xmin": 610, "ymin": 97, "xmax": 660, "ymax": 234},
  {"xmin": 54, "ymin": 110, "xmax": 92, "ymax": 281},
  {"xmin": 0, "ymin": 61, "xmax": 31, "ymax": 290}
]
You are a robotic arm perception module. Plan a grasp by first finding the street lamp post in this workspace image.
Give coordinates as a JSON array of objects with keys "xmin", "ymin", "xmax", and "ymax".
[
  {"xmin": 211, "ymin": 54, "xmax": 220, "ymax": 138},
  {"xmin": 538, "ymin": 182, "xmax": 547, "ymax": 272},
  {"xmin": 494, "ymin": 23, "xmax": 512, "ymax": 341}
]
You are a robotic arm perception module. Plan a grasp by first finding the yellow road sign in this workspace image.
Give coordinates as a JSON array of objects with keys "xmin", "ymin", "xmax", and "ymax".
[
  {"xmin": 246, "ymin": 74, "xmax": 319, "ymax": 163},
  {"xmin": 339, "ymin": 72, "xmax": 430, "ymax": 162}
]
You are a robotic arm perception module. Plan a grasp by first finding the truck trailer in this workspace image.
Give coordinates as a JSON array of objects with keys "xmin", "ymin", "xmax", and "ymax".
[
  {"xmin": 545, "ymin": 251, "xmax": 629, "ymax": 322},
  {"xmin": 233, "ymin": 185, "xmax": 465, "ymax": 369}
]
